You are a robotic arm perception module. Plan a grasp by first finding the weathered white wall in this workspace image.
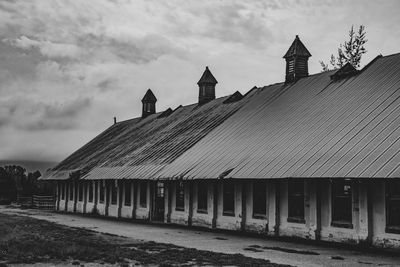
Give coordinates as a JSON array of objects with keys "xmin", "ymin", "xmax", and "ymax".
[
  {"xmin": 191, "ymin": 181, "xmax": 214, "ymax": 228},
  {"xmin": 120, "ymin": 182, "xmax": 134, "ymax": 218},
  {"xmin": 278, "ymin": 180, "xmax": 318, "ymax": 239},
  {"xmin": 55, "ymin": 178, "xmax": 400, "ymax": 249},
  {"xmin": 169, "ymin": 181, "xmax": 190, "ymax": 225},
  {"xmin": 85, "ymin": 181, "xmax": 95, "ymax": 214},
  {"xmin": 371, "ymin": 180, "xmax": 400, "ymax": 248},
  {"xmin": 243, "ymin": 181, "xmax": 270, "ymax": 233},
  {"xmin": 215, "ymin": 180, "xmax": 242, "ymax": 231},
  {"xmin": 319, "ymin": 180, "xmax": 369, "ymax": 245},
  {"xmin": 135, "ymin": 181, "xmax": 150, "ymax": 220}
]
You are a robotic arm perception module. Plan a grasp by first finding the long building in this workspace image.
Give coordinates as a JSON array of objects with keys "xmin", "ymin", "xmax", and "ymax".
[{"xmin": 41, "ymin": 36, "xmax": 400, "ymax": 249}]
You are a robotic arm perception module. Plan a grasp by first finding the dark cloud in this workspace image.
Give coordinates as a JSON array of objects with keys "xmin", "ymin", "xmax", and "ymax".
[
  {"xmin": 3, "ymin": 97, "xmax": 93, "ymax": 131},
  {"xmin": 43, "ymin": 98, "xmax": 92, "ymax": 119}
]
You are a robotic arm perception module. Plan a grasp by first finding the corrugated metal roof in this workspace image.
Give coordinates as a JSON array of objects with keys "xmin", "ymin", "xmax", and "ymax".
[
  {"xmin": 157, "ymin": 53, "xmax": 400, "ymax": 179},
  {"xmin": 81, "ymin": 165, "xmax": 168, "ymax": 180},
  {"xmin": 41, "ymin": 89, "xmax": 258, "ymax": 180}
]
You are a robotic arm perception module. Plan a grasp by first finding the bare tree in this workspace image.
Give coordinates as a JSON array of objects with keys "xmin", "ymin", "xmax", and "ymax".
[{"xmin": 320, "ymin": 25, "xmax": 367, "ymax": 71}]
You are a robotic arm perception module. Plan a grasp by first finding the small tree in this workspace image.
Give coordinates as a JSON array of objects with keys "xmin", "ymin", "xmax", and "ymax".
[{"xmin": 320, "ymin": 25, "xmax": 367, "ymax": 71}]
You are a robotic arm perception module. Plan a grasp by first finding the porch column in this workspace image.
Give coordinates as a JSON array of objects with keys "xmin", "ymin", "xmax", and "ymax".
[
  {"xmin": 73, "ymin": 180, "xmax": 77, "ymax": 213},
  {"xmin": 305, "ymin": 179, "xmax": 318, "ymax": 240},
  {"xmin": 267, "ymin": 180, "xmax": 277, "ymax": 236},
  {"xmin": 358, "ymin": 179, "xmax": 369, "ymax": 242}
]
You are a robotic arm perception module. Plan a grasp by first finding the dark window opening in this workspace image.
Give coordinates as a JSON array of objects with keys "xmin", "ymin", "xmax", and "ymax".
[
  {"xmin": 61, "ymin": 183, "xmax": 65, "ymax": 200},
  {"xmin": 175, "ymin": 181, "xmax": 185, "ymax": 211},
  {"xmin": 140, "ymin": 182, "xmax": 147, "ymax": 208},
  {"xmin": 288, "ymin": 180, "xmax": 305, "ymax": 223},
  {"xmin": 223, "ymin": 181, "xmax": 235, "ymax": 216},
  {"xmin": 124, "ymin": 182, "xmax": 131, "ymax": 206},
  {"xmin": 69, "ymin": 183, "xmax": 74, "ymax": 201},
  {"xmin": 99, "ymin": 183, "xmax": 105, "ymax": 203},
  {"xmin": 253, "ymin": 181, "xmax": 267, "ymax": 218},
  {"xmin": 331, "ymin": 179, "xmax": 353, "ymax": 228},
  {"xmin": 197, "ymin": 181, "xmax": 208, "ymax": 213},
  {"xmin": 78, "ymin": 183, "xmax": 83, "ymax": 202},
  {"xmin": 386, "ymin": 180, "xmax": 400, "ymax": 234},
  {"xmin": 88, "ymin": 182, "xmax": 93, "ymax": 203},
  {"xmin": 111, "ymin": 183, "xmax": 118, "ymax": 205}
]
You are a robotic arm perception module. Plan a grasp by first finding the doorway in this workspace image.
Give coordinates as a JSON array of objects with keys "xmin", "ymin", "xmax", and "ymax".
[{"xmin": 152, "ymin": 181, "xmax": 165, "ymax": 221}]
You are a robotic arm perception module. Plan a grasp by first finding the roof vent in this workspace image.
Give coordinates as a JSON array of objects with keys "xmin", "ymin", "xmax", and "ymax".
[
  {"xmin": 219, "ymin": 168, "xmax": 234, "ymax": 179},
  {"xmin": 283, "ymin": 35, "xmax": 311, "ymax": 83},
  {"xmin": 157, "ymin": 108, "xmax": 173, "ymax": 118},
  {"xmin": 141, "ymin": 89, "xmax": 157, "ymax": 118},
  {"xmin": 330, "ymin": 62, "xmax": 359, "ymax": 81},
  {"xmin": 223, "ymin": 91, "xmax": 243, "ymax": 104},
  {"xmin": 197, "ymin": 66, "xmax": 218, "ymax": 105}
]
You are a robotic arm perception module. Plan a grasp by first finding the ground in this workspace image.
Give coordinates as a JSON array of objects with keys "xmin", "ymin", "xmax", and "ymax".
[{"xmin": 1, "ymin": 207, "xmax": 400, "ymax": 266}]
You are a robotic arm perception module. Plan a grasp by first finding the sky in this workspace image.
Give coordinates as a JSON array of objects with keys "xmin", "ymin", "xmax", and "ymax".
[{"xmin": 0, "ymin": 0, "xmax": 399, "ymax": 162}]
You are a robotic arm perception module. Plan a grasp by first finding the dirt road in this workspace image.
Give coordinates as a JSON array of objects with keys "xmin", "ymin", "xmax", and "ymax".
[{"xmin": 1, "ymin": 206, "xmax": 400, "ymax": 267}]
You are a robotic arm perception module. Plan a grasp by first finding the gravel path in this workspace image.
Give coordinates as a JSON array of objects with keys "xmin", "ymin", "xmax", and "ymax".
[{"xmin": 1, "ymin": 206, "xmax": 400, "ymax": 267}]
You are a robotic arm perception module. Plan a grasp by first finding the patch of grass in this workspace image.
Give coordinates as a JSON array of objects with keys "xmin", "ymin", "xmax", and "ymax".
[{"xmin": 0, "ymin": 213, "xmax": 292, "ymax": 266}]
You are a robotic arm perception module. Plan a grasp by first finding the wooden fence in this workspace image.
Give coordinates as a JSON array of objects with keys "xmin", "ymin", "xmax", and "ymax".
[{"xmin": 17, "ymin": 195, "xmax": 55, "ymax": 209}]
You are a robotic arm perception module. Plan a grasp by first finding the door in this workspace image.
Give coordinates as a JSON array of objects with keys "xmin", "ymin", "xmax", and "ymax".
[{"xmin": 153, "ymin": 181, "xmax": 165, "ymax": 221}]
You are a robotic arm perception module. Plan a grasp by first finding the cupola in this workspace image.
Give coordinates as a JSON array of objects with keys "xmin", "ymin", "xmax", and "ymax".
[
  {"xmin": 283, "ymin": 35, "xmax": 311, "ymax": 83},
  {"xmin": 141, "ymin": 89, "xmax": 157, "ymax": 118},
  {"xmin": 197, "ymin": 66, "xmax": 218, "ymax": 105}
]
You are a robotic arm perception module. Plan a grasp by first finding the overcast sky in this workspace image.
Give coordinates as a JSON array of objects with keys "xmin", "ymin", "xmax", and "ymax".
[{"xmin": 0, "ymin": 0, "xmax": 399, "ymax": 162}]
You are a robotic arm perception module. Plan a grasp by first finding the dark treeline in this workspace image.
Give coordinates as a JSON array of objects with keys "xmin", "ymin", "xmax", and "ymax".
[{"xmin": 0, "ymin": 165, "xmax": 52, "ymax": 204}]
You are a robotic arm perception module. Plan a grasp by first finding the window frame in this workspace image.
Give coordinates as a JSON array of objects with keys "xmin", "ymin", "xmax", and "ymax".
[
  {"xmin": 78, "ymin": 183, "xmax": 84, "ymax": 202},
  {"xmin": 386, "ymin": 180, "xmax": 400, "ymax": 234},
  {"xmin": 197, "ymin": 181, "xmax": 208, "ymax": 213},
  {"xmin": 61, "ymin": 183, "xmax": 65, "ymax": 200},
  {"xmin": 69, "ymin": 182, "xmax": 74, "ymax": 201},
  {"xmin": 223, "ymin": 181, "xmax": 235, "ymax": 216},
  {"xmin": 175, "ymin": 181, "xmax": 185, "ymax": 211},
  {"xmin": 124, "ymin": 181, "xmax": 132, "ymax": 206},
  {"xmin": 99, "ymin": 182, "xmax": 105, "ymax": 204},
  {"xmin": 111, "ymin": 182, "xmax": 118, "ymax": 205},
  {"xmin": 287, "ymin": 180, "xmax": 305, "ymax": 223},
  {"xmin": 253, "ymin": 180, "xmax": 267, "ymax": 219},
  {"xmin": 331, "ymin": 179, "xmax": 353, "ymax": 229},
  {"xmin": 139, "ymin": 182, "xmax": 147, "ymax": 208},
  {"xmin": 88, "ymin": 182, "xmax": 94, "ymax": 203}
]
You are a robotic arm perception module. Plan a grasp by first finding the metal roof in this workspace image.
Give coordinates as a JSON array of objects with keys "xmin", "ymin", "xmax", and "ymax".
[
  {"xmin": 157, "ymin": 54, "xmax": 400, "ymax": 179},
  {"xmin": 41, "ymin": 53, "xmax": 400, "ymax": 181},
  {"xmin": 41, "ymin": 89, "xmax": 257, "ymax": 180}
]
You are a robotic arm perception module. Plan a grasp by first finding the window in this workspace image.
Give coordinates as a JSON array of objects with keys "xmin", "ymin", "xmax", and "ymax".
[
  {"xmin": 288, "ymin": 180, "xmax": 305, "ymax": 223},
  {"xmin": 88, "ymin": 182, "xmax": 93, "ymax": 203},
  {"xmin": 386, "ymin": 180, "xmax": 400, "ymax": 233},
  {"xmin": 201, "ymin": 86, "xmax": 206, "ymax": 96},
  {"xmin": 111, "ymin": 183, "xmax": 118, "ymax": 205},
  {"xmin": 175, "ymin": 181, "xmax": 185, "ymax": 211},
  {"xmin": 99, "ymin": 182, "xmax": 105, "ymax": 203},
  {"xmin": 124, "ymin": 181, "xmax": 131, "ymax": 206},
  {"xmin": 223, "ymin": 181, "xmax": 235, "ymax": 216},
  {"xmin": 78, "ymin": 183, "xmax": 84, "ymax": 202},
  {"xmin": 61, "ymin": 183, "xmax": 65, "ymax": 200},
  {"xmin": 69, "ymin": 183, "xmax": 74, "ymax": 200},
  {"xmin": 139, "ymin": 182, "xmax": 147, "ymax": 207},
  {"xmin": 197, "ymin": 181, "xmax": 208, "ymax": 213},
  {"xmin": 331, "ymin": 179, "xmax": 353, "ymax": 228},
  {"xmin": 253, "ymin": 181, "xmax": 267, "ymax": 218}
]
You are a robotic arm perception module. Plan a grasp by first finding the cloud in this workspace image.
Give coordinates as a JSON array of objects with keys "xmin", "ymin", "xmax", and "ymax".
[
  {"xmin": 5, "ymin": 36, "xmax": 82, "ymax": 59},
  {"xmin": 0, "ymin": 96, "xmax": 92, "ymax": 132},
  {"xmin": 0, "ymin": 0, "xmax": 399, "ymax": 162}
]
